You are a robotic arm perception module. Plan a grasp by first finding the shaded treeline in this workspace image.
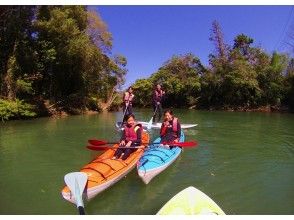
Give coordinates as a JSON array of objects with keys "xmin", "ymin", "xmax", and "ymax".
[
  {"xmin": 132, "ymin": 21, "xmax": 294, "ymax": 112},
  {"xmin": 1, "ymin": 7, "xmax": 293, "ymax": 121},
  {"xmin": 0, "ymin": 6, "xmax": 126, "ymax": 120}
]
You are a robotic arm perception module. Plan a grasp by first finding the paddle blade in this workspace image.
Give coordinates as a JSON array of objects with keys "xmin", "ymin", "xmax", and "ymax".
[
  {"xmin": 88, "ymin": 139, "xmax": 107, "ymax": 146},
  {"xmin": 177, "ymin": 141, "xmax": 198, "ymax": 147},
  {"xmin": 147, "ymin": 117, "xmax": 153, "ymax": 130},
  {"xmin": 64, "ymin": 172, "xmax": 87, "ymax": 209}
]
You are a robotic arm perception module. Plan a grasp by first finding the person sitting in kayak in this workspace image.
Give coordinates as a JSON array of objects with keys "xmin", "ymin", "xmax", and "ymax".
[
  {"xmin": 113, "ymin": 114, "xmax": 142, "ymax": 160},
  {"xmin": 152, "ymin": 84, "xmax": 165, "ymax": 123},
  {"xmin": 123, "ymin": 86, "xmax": 135, "ymax": 115},
  {"xmin": 160, "ymin": 109, "xmax": 181, "ymax": 149}
]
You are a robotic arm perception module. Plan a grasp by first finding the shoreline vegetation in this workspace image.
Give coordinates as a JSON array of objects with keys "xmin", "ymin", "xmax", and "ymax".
[{"xmin": 1, "ymin": 6, "xmax": 294, "ymax": 121}]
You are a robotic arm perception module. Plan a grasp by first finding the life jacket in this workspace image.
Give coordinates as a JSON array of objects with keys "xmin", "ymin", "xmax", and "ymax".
[
  {"xmin": 124, "ymin": 124, "xmax": 142, "ymax": 142},
  {"xmin": 160, "ymin": 117, "xmax": 178, "ymax": 137},
  {"xmin": 124, "ymin": 92, "xmax": 134, "ymax": 103},
  {"xmin": 155, "ymin": 89, "xmax": 164, "ymax": 99},
  {"xmin": 172, "ymin": 117, "xmax": 178, "ymax": 132}
]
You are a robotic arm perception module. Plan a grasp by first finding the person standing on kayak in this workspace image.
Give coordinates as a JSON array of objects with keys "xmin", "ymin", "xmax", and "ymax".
[
  {"xmin": 113, "ymin": 114, "xmax": 142, "ymax": 160},
  {"xmin": 152, "ymin": 84, "xmax": 165, "ymax": 123},
  {"xmin": 123, "ymin": 86, "xmax": 134, "ymax": 116},
  {"xmin": 160, "ymin": 110, "xmax": 181, "ymax": 148}
]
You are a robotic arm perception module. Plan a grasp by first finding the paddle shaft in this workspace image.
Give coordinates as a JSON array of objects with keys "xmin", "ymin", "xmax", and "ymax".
[
  {"xmin": 87, "ymin": 141, "xmax": 198, "ymax": 151},
  {"xmin": 147, "ymin": 104, "xmax": 159, "ymax": 130},
  {"xmin": 120, "ymin": 104, "xmax": 129, "ymax": 128},
  {"xmin": 87, "ymin": 145, "xmax": 145, "ymax": 150},
  {"xmin": 88, "ymin": 140, "xmax": 197, "ymax": 147},
  {"xmin": 78, "ymin": 206, "xmax": 85, "ymax": 215},
  {"xmin": 153, "ymin": 104, "xmax": 159, "ymax": 117}
]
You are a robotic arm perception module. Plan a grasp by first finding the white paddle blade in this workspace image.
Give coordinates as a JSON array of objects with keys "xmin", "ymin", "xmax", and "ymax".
[
  {"xmin": 147, "ymin": 117, "xmax": 153, "ymax": 130},
  {"xmin": 64, "ymin": 172, "xmax": 88, "ymax": 206}
]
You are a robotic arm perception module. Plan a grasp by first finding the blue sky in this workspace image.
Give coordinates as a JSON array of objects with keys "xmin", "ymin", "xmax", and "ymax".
[{"xmin": 94, "ymin": 6, "xmax": 294, "ymax": 89}]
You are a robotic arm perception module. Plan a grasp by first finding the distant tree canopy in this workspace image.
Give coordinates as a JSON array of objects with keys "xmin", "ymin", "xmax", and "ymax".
[{"xmin": 132, "ymin": 21, "xmax": 294, "ymax": 112}]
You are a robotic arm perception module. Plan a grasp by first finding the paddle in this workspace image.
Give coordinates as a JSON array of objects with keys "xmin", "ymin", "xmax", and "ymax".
[
  {"xmin": 88, "ymin": 139, "xmax": 197, "ymax": 147},
  {"xmin": 64, "ymin": 172, "xmax": 88, "ymax": 215},
  {"xmin": 119, "ymin": 103, "xmax": 129, "ymax": 129},
  {"xmin": 86, "ymin": 141, "xmax": 198, "ymax": 151},
  {"xmin": 87, "ymin": 145, "xmax": 145, "ymax": 151},
  {"xmin": 147, "ymin": 104, "xmax": 159, "ymax": 130}
]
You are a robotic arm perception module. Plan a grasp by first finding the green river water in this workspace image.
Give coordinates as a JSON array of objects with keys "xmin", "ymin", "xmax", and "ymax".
[{"xmin": 0, "ymin": 109, "xmax": 293, "ymax": 215}]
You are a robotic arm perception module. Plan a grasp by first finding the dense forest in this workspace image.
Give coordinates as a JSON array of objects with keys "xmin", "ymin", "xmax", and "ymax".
[
  {"xmin": 0, "ymin": 6, "xmax": 293, "ymax": 121},
  {"xmin": 132, "ymin": 22, "xmax": 294, "ymax": 112}
]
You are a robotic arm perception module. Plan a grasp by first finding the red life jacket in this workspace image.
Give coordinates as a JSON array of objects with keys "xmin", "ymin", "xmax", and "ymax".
[
  {"xmin": 155, "ymin": 89, "xmax": 164, "ymax": 99},
  {"xmin": 160, "ymin": 117, "xmax": 178, "ymax": 137},
  {"xmin": 124, "ymin": 92, "xmax": 134, "ymax": 103},
  {"xmin": 124, "ymin": 124, "xmax": 142, "ymax": 141}
]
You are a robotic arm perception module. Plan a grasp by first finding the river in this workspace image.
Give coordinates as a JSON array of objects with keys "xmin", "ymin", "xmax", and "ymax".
[{"xmin": 0, "ymin": 109, "xmax": 293, "ymax": 214}]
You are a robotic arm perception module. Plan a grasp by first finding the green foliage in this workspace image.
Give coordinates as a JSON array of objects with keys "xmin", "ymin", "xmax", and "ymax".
[
  {"xmin": 1, "ymin": 9, "xmax": 294, "ymax": 120},
  {"xmin": 133, "ymin": 54, "xmax": 204, "ymax": 108},
  {"xmin": 132, "ymin": 79, "xmax": 153, "ymax": 107},
  {"xmin": 233, "ymin": 34, "xmax": 254, "ymax": 56},
  {"xmin": 0, "ymin": 99, "xmax": 37, "ymax": 121},
  {"xmin": 284, "ymin": 59, "xmax": 294, "ymax": 111},
  {"xmin": 16, "ymin": 79, "xmax": 33, "ymax": 95},
  {"xmin": 256, "ymin": 52, "xmax": 288, "ymax": 105}
]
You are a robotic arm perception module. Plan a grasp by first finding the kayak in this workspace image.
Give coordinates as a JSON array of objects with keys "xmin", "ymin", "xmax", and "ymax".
[
  {"xmin": 157, "ymin": 186, "xmax": 226, "ymax": 215},
  {"xmin": 61, "ymin": 131, "xmax": 150, "ymax": 203},
  {"xmin": 137, "ymin": 130, "xmax": 185, "ymax": 184},
  {"xmin": 138, "ymin": 121, "xmax": 197, "ymax": 129},
  {"xmin": 116, "ymin": 121, "xmax": 197, "ymax": 130}
]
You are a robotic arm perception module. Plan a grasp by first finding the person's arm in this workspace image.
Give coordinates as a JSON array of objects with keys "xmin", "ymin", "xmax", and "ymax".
[
  {"xmin": 133, "ymin": 128, "xmax": 142, "ymax": 145},
  {"xmin": 160, "ymin": 89, "xmax": 165, "ymax": 102},
  {"xmin": 123, "ymin": 92, "xmax": 126, "ymax": 101},
  {"xmin": 124, "ymin": 92, "xmax": 129, "ymax": 105},
  {"xmin": 152, "ymin": 91, "xmax": 157, "ymax": 104},
  {"xmin": 160, "ymin": 121, "xmax": 168, "ymax": 138},
  {"xmin": 175, "ymin": 120, "xmax": 181, "ymax": 142},
  {"xmin": 120, "ymin": 130, "xmax": 126, "ymax": 142}
]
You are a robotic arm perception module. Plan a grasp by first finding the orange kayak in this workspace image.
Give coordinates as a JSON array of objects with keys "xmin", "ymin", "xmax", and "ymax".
[{"xmin": 61, "ymin": 131, "xmax": 150, "ymax": 204}]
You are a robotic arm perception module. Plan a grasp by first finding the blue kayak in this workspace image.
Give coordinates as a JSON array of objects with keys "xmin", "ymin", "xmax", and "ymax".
[{"xmin": 137, "ymin": 130, "xmax": 185, "ymax": 184}]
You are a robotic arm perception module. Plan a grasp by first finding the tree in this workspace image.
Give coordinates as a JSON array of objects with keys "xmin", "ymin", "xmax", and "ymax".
[
  {"xmin": 133, "ymin": 54, "xmax": 204, "ymax": 108},
  {"xmin": 209, "ymin": 20, "xmax": 229, "ymax": 65},
  {"xmin": 0, "ymin": 6, "xmax": 36, "ymax": 100},
  {"xmin": 233, "ymin": 34, "xmax": 254, "ymax": 57},
  {"xmin": 284, "ymin": 58, "xmax": 294, "ymax": 111}
]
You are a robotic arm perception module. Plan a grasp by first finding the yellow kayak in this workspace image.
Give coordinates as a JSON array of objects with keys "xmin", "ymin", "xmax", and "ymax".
[{"xmin": 157, "ymin": 186, "xmax": 225, "ymax": 215}]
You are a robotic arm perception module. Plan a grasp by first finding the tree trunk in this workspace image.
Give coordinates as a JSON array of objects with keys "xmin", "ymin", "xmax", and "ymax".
[
  {"xmin": 1, "ymin": 53, "xmax": 17, "ymax": 100},
  {"xmin": 98, "ymin": 87, "xmax": 117, "ymax": 111}
]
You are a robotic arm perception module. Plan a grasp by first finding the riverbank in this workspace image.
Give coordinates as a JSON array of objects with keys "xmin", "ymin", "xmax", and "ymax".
[
  {"xmin": 1, "ymin": 96, "xmax": 292, "ymax": 122},
  {"xmin": 205, "ymin": 105, "xmax": 290, "ymax": 113},
  {"xmin": 45, "ymin": 104, "xmax": 291, "ymax": 120}
]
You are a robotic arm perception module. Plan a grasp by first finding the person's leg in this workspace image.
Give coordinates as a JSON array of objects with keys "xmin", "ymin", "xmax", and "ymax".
[
  {"xmin": 157, "ymin": 104, "xmax": 163, "ymax": 122},
  {"xmin": 113, "ymin": 143, "xmax": 125, "ymax": 159},
  {"xmin": 152, "ymin": 104, "xmax": 157, "ymax": 123},
  {"xmin": 123, "ymin": 104, "xmax": 127, "ymax": 114},
  {"xmin": 128, "ymin": 105, "xmax": 133, "ymax": 115},
  {"xmin": 113, "ymin": 148, "xmax": 123, "ymax": 159},
  {"xmin": 121, "ymin": 144, "xmax": 138, "ymax": 160}
]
